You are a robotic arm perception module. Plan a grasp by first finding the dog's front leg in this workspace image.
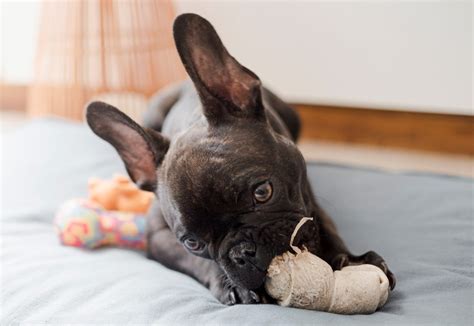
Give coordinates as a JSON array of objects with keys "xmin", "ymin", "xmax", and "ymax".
[
  {"xmin": 316, "ymin": 207, "xmax": 396, "ymax": 289},
  {"xmin": 146, "ymin": 202, "xmax": 262, "ymax": 305}
]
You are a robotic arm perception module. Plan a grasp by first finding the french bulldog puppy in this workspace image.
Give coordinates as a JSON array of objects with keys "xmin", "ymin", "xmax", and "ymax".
[{"xmin": 86, "ymin": 13, "xmax": 395, "ymax": 305}]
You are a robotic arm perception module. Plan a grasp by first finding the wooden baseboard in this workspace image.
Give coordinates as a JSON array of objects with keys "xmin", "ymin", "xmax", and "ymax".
[
  {"xmin": 1, "ymin": 83, "xmax": 472, "ymax": 155},
  {"xmin": 294, "ymin": 104, "xmax": 473, "ymax": 155}
]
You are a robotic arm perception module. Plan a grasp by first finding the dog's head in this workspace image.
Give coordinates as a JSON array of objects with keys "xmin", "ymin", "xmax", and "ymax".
[{"xmin": 86, "ymin": 13, "xmax": 317, "ymax": 290}]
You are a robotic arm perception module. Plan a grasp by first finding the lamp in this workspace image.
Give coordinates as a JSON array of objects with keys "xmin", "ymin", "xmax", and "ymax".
[{"xmin": 28, "ymin": 0, "xmax": 186, "ymax": 121}]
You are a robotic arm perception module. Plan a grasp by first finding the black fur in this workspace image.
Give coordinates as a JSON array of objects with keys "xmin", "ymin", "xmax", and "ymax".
[{"xmin": 86, "ymin": 13, "xmax": 395, "ymax": 305}]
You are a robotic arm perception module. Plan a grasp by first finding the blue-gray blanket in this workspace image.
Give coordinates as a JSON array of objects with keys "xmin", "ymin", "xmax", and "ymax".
[{"xmin": 1, "ymin": 120, "xmax": 472, "ymax": 325}]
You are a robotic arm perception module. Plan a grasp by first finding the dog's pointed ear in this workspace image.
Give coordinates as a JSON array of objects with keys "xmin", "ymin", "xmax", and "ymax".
[
  {"xmin": 86, "ymin": 102, "xmax": 169, "ymax": 192},
  {"xmin": 173, "ymin": 13, "xmax": 264, "ymax": 124}
]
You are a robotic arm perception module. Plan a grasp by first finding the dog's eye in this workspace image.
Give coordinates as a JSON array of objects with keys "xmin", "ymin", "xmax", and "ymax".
[
  {"xmin": 183, "ymin": 238, "xmax": 204, "ymax": 251},
  {"xmin": 254, "ymin": 181, "xmax": 273, "ymax": 203}
]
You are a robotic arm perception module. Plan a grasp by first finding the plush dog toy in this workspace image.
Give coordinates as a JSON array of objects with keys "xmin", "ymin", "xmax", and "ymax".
[
  {"xmin": 55, "ymin": 198, "xmax": 147, "ymax": 249},
  {"xmin": 55, "ymin": 175, "xmax": 152, "ymax": 249},
  {"xmin": 265, "ymin": 217, "xmax": 390, "ymax": 314},
  {"xmin": 88, "ymin": 174, "xmax": 154, "ymax": 213}
]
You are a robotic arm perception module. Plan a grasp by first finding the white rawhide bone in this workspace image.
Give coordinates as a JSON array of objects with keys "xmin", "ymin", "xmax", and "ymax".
[{"xmin": 265, "ymin": 217, "xmax": 390, "ymax": 314}]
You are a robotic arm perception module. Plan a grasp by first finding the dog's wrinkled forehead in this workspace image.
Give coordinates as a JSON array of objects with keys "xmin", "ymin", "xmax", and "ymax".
[{"xmin": 161, "ymin": 124, "xmax": 305, "ymax": 219}]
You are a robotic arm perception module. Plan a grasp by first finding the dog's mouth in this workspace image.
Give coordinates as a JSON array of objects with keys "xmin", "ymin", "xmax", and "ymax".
[
  {"xmin": 217, "ymin": 214, "xmax": 319, "ymax": 290},
  {"xmin": 217, "ymin": 241, "xmax": 274, "ymax": 290}
]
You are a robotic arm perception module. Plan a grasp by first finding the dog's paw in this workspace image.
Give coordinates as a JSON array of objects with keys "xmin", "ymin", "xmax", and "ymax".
[
  {"xmin": 226, "ymin": 287, "xmax": 261, "ymax": 305},
  {"xmin": 332, "ymin": 251, "xmax": 396, "ymax": 290},
  {"xmin": 214, "ymin": 282, "xmax": 268, "ymax": 305}
]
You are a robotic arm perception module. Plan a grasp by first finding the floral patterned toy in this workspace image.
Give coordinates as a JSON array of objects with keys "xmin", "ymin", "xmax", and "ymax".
[{"xmin": 54, "ymin": 175, "xmax": 152, "ymax": 250}]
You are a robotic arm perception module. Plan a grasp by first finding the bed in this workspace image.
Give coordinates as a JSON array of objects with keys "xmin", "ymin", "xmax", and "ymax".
[{"xmin": 2, "ymin": 119, "xmax": 472, "ymax": 324}]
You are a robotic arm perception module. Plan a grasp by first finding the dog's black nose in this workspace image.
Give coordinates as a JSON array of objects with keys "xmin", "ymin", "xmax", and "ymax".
[{"xmin": 229, "ymin": 242, "xmax": 257, "ymax": 266}]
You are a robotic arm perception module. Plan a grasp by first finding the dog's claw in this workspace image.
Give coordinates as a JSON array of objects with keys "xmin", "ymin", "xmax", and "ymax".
[
  {"xmin": 387, "ymin": 269, "xmax": 397, "ymax": 290},
  {"xmin": 220, "ymin": 287, "xmax": 263, "ymax": 305},
  {"xmin": 228, "ymin": 289, "xmax": 237, "ymax": 305},
  {"xmin": 249, "ymin": 290, "xmax": 260, "ymax": 303},
  {"xmin": 332, "ymin": 253, "xmax": 349, "ymax": 270}
]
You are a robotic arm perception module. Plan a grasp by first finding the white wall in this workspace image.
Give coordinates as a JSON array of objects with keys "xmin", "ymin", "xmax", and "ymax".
[
  {"xmin": 0, "ymin": 0, "xmax": 41, "ymax": 84},
  {"xmin": 176, "ymin": 0, "xmax": 472, "ymax": 115},
  {"xmin": 1, "ymin": 1, "xmax": 472, "ymax": 115}
]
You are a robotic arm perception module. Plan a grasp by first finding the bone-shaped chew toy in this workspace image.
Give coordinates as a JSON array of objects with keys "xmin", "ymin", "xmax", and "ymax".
[
  {"xmin": 55, "ymin": 198, "xmax": 147, "ymax": 250},
  {"xmin": 265, "ymin": 217, "xmax": 390, "ymax": 314}
]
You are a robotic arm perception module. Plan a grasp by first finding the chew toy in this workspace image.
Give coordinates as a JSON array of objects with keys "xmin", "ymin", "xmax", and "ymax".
[
  {"xmin": 55, "ymin": 198, "xmax": 147, "ymax": 249},
  {"xmin": 55, "ymin": 175, "xmax": 152, "ymax": 249},
  {"xmin": 88, "ymin": 174, "xmax": 154, "ymax": 213},
  {"xmin": 265, "ymin": 217, "xmax": 390, "ymax": 314}
]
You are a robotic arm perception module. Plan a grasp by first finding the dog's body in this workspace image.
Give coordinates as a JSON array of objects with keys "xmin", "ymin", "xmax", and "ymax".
[{"xmin": 87, "ymin": 13, "xmax": 394, "ymax": 305}]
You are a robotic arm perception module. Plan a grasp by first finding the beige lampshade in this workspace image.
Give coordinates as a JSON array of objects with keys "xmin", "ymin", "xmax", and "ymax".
[{"xmin": 28, "ymin": 0, "xmax": 186, "ymax": 120}]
